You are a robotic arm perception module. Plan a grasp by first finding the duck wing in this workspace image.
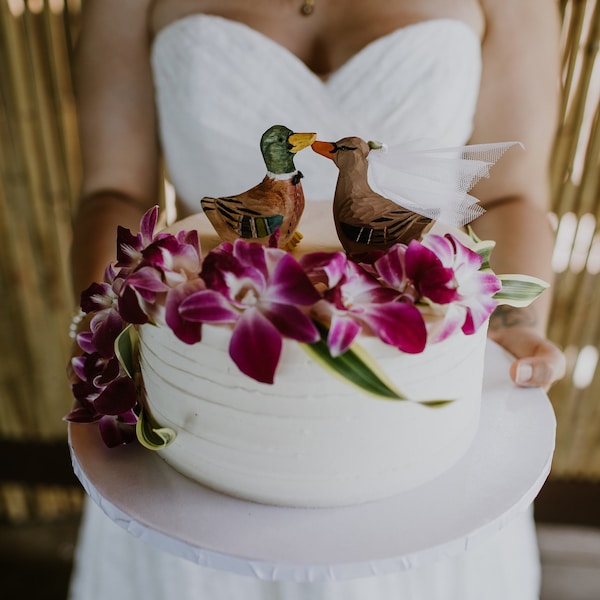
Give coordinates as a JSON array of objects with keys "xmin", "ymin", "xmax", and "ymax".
[
  {"xmin": 201, "ymin": 177, "xmax": 290, "ymax": 241},
  {"xmin": 337, "ymin": 194, "xmax": 431, "ymax": 249}
]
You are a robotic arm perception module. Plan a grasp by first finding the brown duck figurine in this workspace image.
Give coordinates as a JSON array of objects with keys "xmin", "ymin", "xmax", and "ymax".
[
  {"xmin": 201, "ymin": 125, "xmax": 316, "ymax": 249},
  {"xmin": 311, "ymin": 136, "xmax": 432, "ymax": 257}
]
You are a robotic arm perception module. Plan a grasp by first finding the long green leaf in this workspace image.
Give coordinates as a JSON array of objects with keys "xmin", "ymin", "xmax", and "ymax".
[
  {"xmin": 467, "ymin": 227, "xmax": 496, "ymax": 271},
  {"xmin": 302, "ymin": 322, "xmax": 453, "ymax": 406}
]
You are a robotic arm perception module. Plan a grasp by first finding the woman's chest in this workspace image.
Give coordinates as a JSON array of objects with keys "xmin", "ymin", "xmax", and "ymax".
[{"xmin": 149, "ymin": 0, "xmax": 484, "ymax": 78}]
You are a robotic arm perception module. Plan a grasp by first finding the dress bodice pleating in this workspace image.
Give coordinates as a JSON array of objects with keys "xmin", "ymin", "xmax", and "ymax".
[{"xmin": 151, "ymin": 15, "xmax": 482, "ymax": 213}]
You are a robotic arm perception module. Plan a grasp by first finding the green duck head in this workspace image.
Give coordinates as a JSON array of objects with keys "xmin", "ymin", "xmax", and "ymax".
[{"xmin": 260, "ymin": 125, "xmax": 316, "ymax": 174}]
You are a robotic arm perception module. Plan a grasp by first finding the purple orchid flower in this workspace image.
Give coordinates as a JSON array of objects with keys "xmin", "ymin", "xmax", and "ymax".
[
  {"xmin": 177, "ymin": 239, "xmax": 321, "ymax": 384},
  {"xmin": 419, "ymin": 233, "xmax": 502, "ymax": 340},
  {"xmin": 303, "ymin": 252, "xmax": 427, "ymax": 356},
  {"xmin": 117, "ymin": 218, "xmax": 202, "ymax": 325},
  {"xmin": 115, "ymin": 205, "xmax": 164, "ymax": 270},
  {"xmin": 66, "ymin": 351, "xmax": 139, "ymax": 447},
  {"xmin": 78, "ymin": 266, "xmax": 128, "ymax": 357}
]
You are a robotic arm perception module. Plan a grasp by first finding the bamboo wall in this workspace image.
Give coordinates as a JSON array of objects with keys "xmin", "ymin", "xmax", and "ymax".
[
  {"xmin": 0, "ymin": 0, "xmax": 599, "ymax": 522},
  {"xmin": 548, "ymin": 0, "xmax": 600, "ymax": 479},
  {"xmin": 0, "ymin": 0, "xmax": 82, "ymax": 521}
]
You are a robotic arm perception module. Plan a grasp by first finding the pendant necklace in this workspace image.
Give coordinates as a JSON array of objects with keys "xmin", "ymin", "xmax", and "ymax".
[{"xmin": 300, "ymin": 0, "xmax": 315, "ymax": 16}]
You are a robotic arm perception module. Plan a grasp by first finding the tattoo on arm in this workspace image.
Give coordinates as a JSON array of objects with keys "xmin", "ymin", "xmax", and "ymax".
[{"xmin": 490, "ymin": 305, "xmax": 538, "ymax": 330}]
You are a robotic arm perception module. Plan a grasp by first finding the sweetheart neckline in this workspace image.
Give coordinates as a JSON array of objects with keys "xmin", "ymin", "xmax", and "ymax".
[{"xmin": 151, "ymin": 14, "xmax": 481, "ymax": 83}]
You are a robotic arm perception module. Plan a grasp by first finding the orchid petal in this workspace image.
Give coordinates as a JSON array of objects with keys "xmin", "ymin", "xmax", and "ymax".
[
  {"xmin": 98, "ymin": 412, "xmax": 137, "ymax": 448},
  {"xmin": 374, "ymin": 246, "xmax": 407, "ymax": 290},
  {"xmin": 362, "ymin": 302, "xmax": 427, "ymax": 353},
  {"xmin": 201, "ymin": 247, "xmax": 262, "ymax": 295},
  {"xmin": 229, "ymin": 309, "xmax": 282, "ymax": 384},
  {"xmin": 116, "ymin": 226, "xmax": 143, "ymax": 267},
  {"xmin": 76, "ymin": 331, "xmax": 97, "ymax": 355},
  {"xmin": 260, "ymin": 302, "xmax": 319, "ymax": 343},
  {"xmin": 179, "ymin": 289, "xmax": 239, "ymax": 323},
  {"xmin": 117, "ymin": 285, "xmax": 150, "ymax": 324},
  {"xmin": 353, "ymin": 285, "xmax": 400, "ymax": 305},
  {"xmin": 165, "ymin": 280, "xmax": 206, "ymax": 344},
  {"xmin": 429, "ymin": 304, "xmax": 465, "ymax": 343},
  {"xmin": 459, "ymin": 271, "xmax": 502, "ymax": 298},
  {"xmin": 140, "ymin": 206, "xmax": 159, "ymax": 242},
  {"xmin": 405, "ymin": 241, "xmax": 456, "ymax": 304},
  {"xmin": 300, "ymin": 252, "xmax": 348, "ymax": 288},
  {"xmin": 94, "ymin": 376, "xmax": 138, "ymax": 415},
  {"xmin": 126, "ymin": 266, "xmax": 170, "ymax": 297},
  {"xmin": 264, "ymin": 253, "xmax": 321, "ymax": 306},
  {"xmin": 328, "ymin": 314, "xmax": 362, "ymax": 357},
  {"xmin": 421, "ymin": 234, "xmax": 456, "ymax": 267},
  {"xmin": 89, "ymin": 310, "xmax": 124, "ymax": 358},
  {"xmin": 93, "ymin": 356, "xmax": 121, "ymax": 387},
  {"xmin": 80, "ymin": 282, "xmax": 114, "ymax": 313},
  {"xmin": 233, "ymin": 239, "xmax": 269, "ymax": 277},
  {"xmin": 462, "ymin": 297, "xmax": 499, "ymax": 335},
  {"xmin": 448, "ymin": 234, "xmax": 484, "ymax": 272},
  {"xmin": 64, "ymin": 401, "xmax": 102, "ymax": 424}
]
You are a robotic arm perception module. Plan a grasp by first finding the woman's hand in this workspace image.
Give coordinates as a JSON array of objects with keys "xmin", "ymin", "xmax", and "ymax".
[{"xmin": 488, "ymin": 305, "xmax": 566, "ymax": 391}]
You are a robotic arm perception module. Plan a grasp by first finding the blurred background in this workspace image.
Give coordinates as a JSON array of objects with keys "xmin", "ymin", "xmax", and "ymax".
[{"xmin": 1, "ymin": 0, "xmax": 600, "ymax": 597}]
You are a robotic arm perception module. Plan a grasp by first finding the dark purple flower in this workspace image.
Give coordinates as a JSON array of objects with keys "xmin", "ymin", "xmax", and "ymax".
[
  {"xmin": 420, "ymin": 233, "xmax": 502, "ymax": 340},
  {"xmin": 179, "ymin": 240, "xmax": 320, "ymax": 383},
  {"xmin": 306, "ymin": 253, "xmax": 427, "ymax": 356},
  {"xmin": 97, "ymin": 411, "xmax": 137, "ymax": 447}
]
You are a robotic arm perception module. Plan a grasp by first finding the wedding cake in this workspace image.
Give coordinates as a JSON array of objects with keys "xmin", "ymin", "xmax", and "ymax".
[
  {"xmin": 67, "ymin": 129, "xmax": 545, "ymax": 508},
  {"xmin": 138, "ymin": 204, "xmax": 488, "ymax": 507}
]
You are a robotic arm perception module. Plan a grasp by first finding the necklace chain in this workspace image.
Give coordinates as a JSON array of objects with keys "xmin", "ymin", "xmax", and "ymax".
[{"xmin": 300, "ymin": 0, "xmax": 315, "ymax": 16}]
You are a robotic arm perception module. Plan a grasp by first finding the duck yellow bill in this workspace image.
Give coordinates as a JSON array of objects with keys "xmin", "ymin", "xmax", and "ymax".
[
  {"xmin": 288, "ymin": 132, "xmax": 317, "ymax": 153},
  {"xmin": 311, "ymin": 140, "xmax": 336, "ymax": 159}
]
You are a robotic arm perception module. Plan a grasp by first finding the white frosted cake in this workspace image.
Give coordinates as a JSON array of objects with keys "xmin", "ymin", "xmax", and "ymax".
[
  {"xmin": 139, "ymin": 319, "xmax": 486, "ymax": 508},
  {"xmin": 137, "ymin": 203, "xmax": 488, "ymax": 507},
  {"xmin": 68, "ymin": 134, "xmax": 545, "ymax": 509}
]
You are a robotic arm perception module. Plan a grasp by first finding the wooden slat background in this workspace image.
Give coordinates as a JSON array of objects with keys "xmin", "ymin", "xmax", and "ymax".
[
  {"xmin": 0, "ymin": 0, "xmax": 599, "ymax": 522},
  {"xmin": 548, "ymin": 0, "xmax": 600, "ymax": 479},
  {"xmin": 0, "ymin": 0, "xmax": 82, "ymax": 521}
]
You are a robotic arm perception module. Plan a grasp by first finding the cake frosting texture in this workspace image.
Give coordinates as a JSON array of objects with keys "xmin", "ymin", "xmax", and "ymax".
[
  {"xmin": 137, "ymin": 204, "xmax": 488, "ymax": 507},
  {"xmin": 140, "ymin": 321, "xmax": 486, "ymax": 507}
]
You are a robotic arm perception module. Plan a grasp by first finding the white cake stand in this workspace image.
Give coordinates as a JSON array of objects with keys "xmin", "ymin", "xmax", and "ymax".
[{"xmin": 69, "ymin": 341, "xmax": 555, "ymax": 582}]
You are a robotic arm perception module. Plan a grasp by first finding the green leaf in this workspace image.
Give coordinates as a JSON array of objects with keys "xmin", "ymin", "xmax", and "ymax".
[
  {"xmin": 467, "ymin": 227, "xmax": 496, "ymax": 271},
  {"xmin": 301, "ymin": 322, "xmax": 453, "ymax": 407},
  {"xmin": 114, "ymin": 325, "xmax": 139, "ymax": 378},
  {"xmin": 136, "ymin": 406, "xmax": 177, "ymax": 450},
  {"xmin": 495, "ymin": 274, "xmax": 550, "ymax": 307}
]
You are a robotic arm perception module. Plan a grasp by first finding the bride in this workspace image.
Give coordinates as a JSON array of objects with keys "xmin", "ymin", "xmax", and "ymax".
[{"xmin": 68, "ymin": 1, "xmax": 565, "ymax": 598}]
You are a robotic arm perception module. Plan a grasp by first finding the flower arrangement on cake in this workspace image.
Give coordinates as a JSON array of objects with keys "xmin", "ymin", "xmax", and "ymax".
[
  {"xmin": 66, "ymin": 205, "xmax": 546, "ymax": 449},
  {"xmin": 66, "ymin": 126, "xmax": 548, "ymax": 450}
]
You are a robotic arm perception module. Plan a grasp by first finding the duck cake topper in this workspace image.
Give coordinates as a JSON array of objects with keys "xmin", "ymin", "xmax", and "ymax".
[
  {"xmin": 311, "ymin": 136, "xmax": 520, "ymax": 258},
  {"xmin": 201, "ymin": 125, "xmax": 316, "ymax": 249}
]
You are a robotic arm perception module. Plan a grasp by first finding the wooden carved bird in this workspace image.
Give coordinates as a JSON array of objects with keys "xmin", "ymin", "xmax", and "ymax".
[
  {"xmin": 312, "ymin": 136, "xmax": 432, "ymax": 257},
  {"xmin": 201, "ymin": 125, "xmax": 316, "ymax": 249}
]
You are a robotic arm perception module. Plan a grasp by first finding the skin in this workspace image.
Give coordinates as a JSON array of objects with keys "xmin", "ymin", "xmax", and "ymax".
[{"xmin": 71, "ymin": 0, "xmax": 566, "ymax": 389}]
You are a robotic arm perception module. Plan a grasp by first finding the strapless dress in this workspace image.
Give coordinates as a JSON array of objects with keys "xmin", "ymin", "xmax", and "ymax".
[{"xmin": 69, "ymin": 15, "xmax": 541, "ymax": 600}]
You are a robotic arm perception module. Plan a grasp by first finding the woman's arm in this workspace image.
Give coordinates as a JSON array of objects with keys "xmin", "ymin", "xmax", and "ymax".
[
  {"xmin": 70, "ymin": 0, "xmax": 159, "ymax": 298},
  {"xmin": 470, "ymin": 0, "xmax": 565, "ymax": 388}
]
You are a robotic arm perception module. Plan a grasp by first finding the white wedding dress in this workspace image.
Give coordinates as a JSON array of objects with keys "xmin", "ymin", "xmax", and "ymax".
[{"xmin": 69, "ymin": 15, "xmax": 541, "ymax": 599}]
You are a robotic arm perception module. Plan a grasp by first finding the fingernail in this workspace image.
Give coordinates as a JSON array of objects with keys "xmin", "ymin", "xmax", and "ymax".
[{"xmin": 516, "ymin": 363, "xmax": 533, "ymax": 385}]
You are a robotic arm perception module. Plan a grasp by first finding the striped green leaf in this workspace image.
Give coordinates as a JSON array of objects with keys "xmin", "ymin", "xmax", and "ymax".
[
  {"xmin": 301, "ymin": 322, "xmax": 453, "ymax": 406},
  {"xmin": 495, "ymin": 274, "xmax": 549, "ymax": 307},
  {"xmin": 114, "ymin": 324, "xmax": 139, "ymax": 378},
  {"xmin": 136, "ymin": 406, "xmax": 177, "ymax": 450}
]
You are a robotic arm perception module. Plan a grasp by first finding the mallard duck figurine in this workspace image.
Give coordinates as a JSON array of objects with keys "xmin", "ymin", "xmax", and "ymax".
[
  {"xmin": 312, "ymin": 135, "xmax": 519, "ymax": 258},
  {"xmin": 312, "ymin": 136, "xmax": 431, "ymax": 257},
  {"xmin": 201, "ymin": 125, "xmax": 316, "ymax": 249}
]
